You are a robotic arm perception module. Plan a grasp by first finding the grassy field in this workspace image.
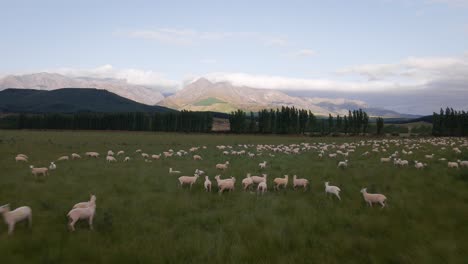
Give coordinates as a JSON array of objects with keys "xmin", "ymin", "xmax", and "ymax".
[{"xmin": 0, "ymin": 130, "xmax": 467, "ymax": 264}]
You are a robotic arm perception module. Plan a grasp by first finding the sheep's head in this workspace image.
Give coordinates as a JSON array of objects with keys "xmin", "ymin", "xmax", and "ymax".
[
  {"xmin": 90, "ymin": 195, "xmax": 96, "ymax": 202},
  {"xmin": 0, "ymin": 204, "xmax": 10, "ymax": 213},
  {"xmin": 360, "ymin": 188, "xmax": 367, "ymax": 193},
  {"xmin": 325, "ymin": 182, "xmax": 329, "ymax": 186}
]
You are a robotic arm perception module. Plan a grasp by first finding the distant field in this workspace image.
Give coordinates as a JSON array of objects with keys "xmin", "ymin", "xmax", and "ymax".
[
  {"xmin": 0, "ymin": 130, "xmax": 467, "ymax": 263},
  {"xmin": 194, "ymin": 97, "xmax": 227, "ymax": 106}
]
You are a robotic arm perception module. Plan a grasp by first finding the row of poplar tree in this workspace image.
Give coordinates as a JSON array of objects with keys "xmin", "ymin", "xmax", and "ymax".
[
  {"xmin": 432, "ymin": 108, "xmax": 468, "ymax": 136},
  {"xmin": 0, "ymin": 111, "xmax": 213, "ymax": 132},
  {"xmin": 229, "ymin": 106, "xmax": 381, "ymax": 135}
]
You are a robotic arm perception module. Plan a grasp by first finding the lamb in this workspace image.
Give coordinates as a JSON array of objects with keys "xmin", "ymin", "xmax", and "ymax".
[
  {"xmin": 169, "ymin": 168, "xmax": 181, "ymax": 174},
  {"xmin": 292, "ymin": 175, "xmax": 309, "ymax": 191},
  {"xmin": 151, "ymin": 154, "xmax": 161, "ymax": 160},
  {"xmin": 218, "ymin": 178, "xmax": 235, "ymax": 194},
  {"xmin": 141, "ymin": 153, "xmax": 149, "ymax": 159},
  {"xmin": 17, "ymin": 154, "xmax": 29, "ymax": 159},
  {"xmin": 49, "ymin": 162, "xmax": 56, "ymax": 170},
  {"xmin": 163, "ymin": 152, "xmax": 173, "ymax": 158},
  {"xmin": 380, "ymin": 157, "xmax": 392, "ymax": 163},
  {"xmin": 57, "ymin": 155, "xmax": 69, "ymax": 161},
  {"xmin": 251, "ymin": 174, "xmax": 267, "ymax": 184},
  {"xmin": 425, "ymin": 154, "xmax": 434, "ymax": 159},
  {"xmin": 193, "ymin": 155, "xmax": 203, "ymax": 160},
  {"xmin": 15, "ymin": 156, "xmax": 28, "ymax": 162},
  {"xmin": 178, "ymin": 174, "xmax": 199, "ymax": 189},
  {"xmin": 0, "ymin": 204, "xmax": 32, "ymax": 235},
  {"xmin": 106, "ymin": 155, "xmax": 117, "ymax": 162},
  {"xmin": 337, "ymin": 160, "xmax": 348, "ymax": 168},
  {"xmin": 273, "ymin": 175, "xmax": 289, "ymax": 190},
  {"xmin": 448, "ymin": 161, "xmax": 459, "ymax": 169},
  {"xmin": 67, "ymin": 200, "xmax": 96, "ymax": 231},
  {"xmin": 258, "ymin": 161, "xmax": 267, "ymax": 169},
  {"xmin": 458, "ymin": 160, "xmax": 468, "ymax": 168},
  {"xmin": 204, "ymin": 176, "xmax": 212, "ymax": 192},
  {"xmin": 216, "ymin": 161, "xmax": 230, "ymax": 170},
  {"xmin": 257, "ymin": 175, "xmax": 268, "ymax": 194},
  {"xmin": 85, "ymin": 152, "xmax": 99, "ymax": 158},
  {"xmin": 107, "ymin": 150, "xmax": 114, "ymax": 156},
  {"xmin": 124, "ymin": 156, "xmax": 130, "ymax": 162},
  {"xmin": 71, "ymin": 153, "xmax": 81, "ymax": 159},
  {"xmin": 72, "ymin": 195, "xmax": 97, "ymax": 209},
  {"xmin": 30, "ymin": 165, "xmax": 48, "ymax": 178},
  {"xmin": 117, "ymin": 150, "xmax": 125, "ymax": 156},
  {"xmin": 360, "ymin": 188, "xmax": 387, "ymax": 208},
  {"xmin": 242, "ymin": 174, "xmax": 254, "ymax": 191},
  {"xmin": 414, "ymin": 161, "xmax": 426, "ymax": 169},
  {"xmin": 325, "ymin": 182, "xmax": 341, "ymax": 200}
]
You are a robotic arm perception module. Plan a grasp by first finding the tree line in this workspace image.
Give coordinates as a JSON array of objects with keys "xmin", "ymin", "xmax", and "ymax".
[
  {"xmin": 432, "ymin": 107, "xmax": 468, "ymax": 136},
  {"xmin": 0, "ymin": 111, "xmax": 213, "ymax": 133},
  {"xmin": 230, "ymin": 107, "xmax": 383, "ymax": 135}
]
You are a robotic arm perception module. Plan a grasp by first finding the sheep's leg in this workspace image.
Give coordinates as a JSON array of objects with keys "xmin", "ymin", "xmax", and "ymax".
[
  {"xmin": 380, "ymin": 201, "xmax": 386, "ymax": 208},
  {"xmin": 69, "ymin": 218, "xmax": 76, "ymax": 231},
  {"xmin": 89, "ymin": 215, "xmax": 94, "ymax": 230},
  {"xmin": 369, "ymin": 201, "xmax": 373, "ymax": 207},
  {"xmin": 8, "ymin": 223, "xmax": 14, "ymax": 235},
  {"xmin": 336, "ymin": 193, "xmax": 341, "ymax": 200}
]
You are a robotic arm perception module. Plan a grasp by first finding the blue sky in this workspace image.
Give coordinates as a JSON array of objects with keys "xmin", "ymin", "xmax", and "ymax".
[{"xmin": 1, "ymin": 0, "xmax": 468, "ymax": 113}]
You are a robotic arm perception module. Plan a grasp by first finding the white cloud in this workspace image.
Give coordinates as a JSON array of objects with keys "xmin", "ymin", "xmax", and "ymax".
[{"xmin": 51, "ymin": 64, "xmax": 179, "ymax": 89}]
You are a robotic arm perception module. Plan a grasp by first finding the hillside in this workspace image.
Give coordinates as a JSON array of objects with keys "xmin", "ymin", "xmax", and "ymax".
[{"xmin": 0, "ymin": 88, "xmax": 173, "ymax": 113}]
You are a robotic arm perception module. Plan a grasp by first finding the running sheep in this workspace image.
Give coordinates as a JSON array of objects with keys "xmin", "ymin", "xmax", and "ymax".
[{"xmin": 0, "ymin": 204, "xmax": 32, "ymax": 235}]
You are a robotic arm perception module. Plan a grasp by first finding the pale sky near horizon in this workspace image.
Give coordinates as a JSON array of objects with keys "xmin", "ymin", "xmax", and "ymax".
[{"xmin": 1, "ymin": 0, "xmax": 468, "ymax": 114}]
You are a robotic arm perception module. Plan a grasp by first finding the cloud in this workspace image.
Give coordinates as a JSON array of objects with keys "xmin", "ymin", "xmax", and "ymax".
[
  {"xmin": 51, "ymin": 64, "xmax": 179, "ymax": 89},
  {"xmin": 292, "ymin": 49, "xmax": 317, "ymax": 57}
]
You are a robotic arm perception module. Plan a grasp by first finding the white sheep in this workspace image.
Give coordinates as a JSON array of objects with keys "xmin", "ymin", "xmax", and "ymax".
[
  {"xmin": 458, "ymin": 160, "xmax": 468, "ymax": 168},
  {"xmin": 17, "ymin": 154, "xmax": 29, "ymax": 159},
  {"xmin": 141, "ymin": 153, "xmax": 149, "ymax": 159},
  {"xmin": 448, "ymin": 161, "xmax": 459, "ymax": 169},
  {"xmin": 0, "ymin": 204, "xmax": 32, "ymax": 235},
  {"xmin": 337, "ymin": 160, "xmax": 348, "ymax": 168},
  {"xmin": 67, "ymin": 200, "xmax": 96, "ymax": 231},
  {"xmin": 251, "ymin": 174, "xmax": 267, "ymax": 184},
  {"xmin": 117, "ymin": 150, "xmax": 125, "ymax": 156},
  {"xmin": 360, "ymin": 188, "xmax": 387, "ymax": 208},
  {"xmin": 169, "ymin": 168, "xmax": 181, "ymax": 174},
  {"xmin": 242, "ymin": 174, "xmax": 254, "ymax": 191},
  {"xmin": 204, "ymin": 176, "xmax": 212, "ymax": 192},
  {"xmin": 193, "ymin": 155, "xmax": 203, "ymax": 160},
  {"xmin": 106, "ymin": 155, "xmax": 117, "ymax": 162},
  {"xmin": 71, "ymin": 153, "xmax": 81, "ymax": 159},
  {"xmin": 151, "ymin": 154, "xmax": 161, "ymax": 160},
  {"xmin": 273, "ymin": 175, "xmax": 289, "ymax": 190},
  {"xmin": 216, "ymin": 161, "xmax": 230, "ymax": 170},
  {"xmin": 49, "ymin": 162, "xmax": 56, "ymax": 170},
  {"xmin": 195, "ymin": 169, "xmax": 205, "ymax": 176},
  {"xmin": 107, "ymin": 150, "xmax": 114, "ymax": 156},
  {"xmin": 214, "ymin": 175, "xmax": 235, "ymax": 193},
  {"xmin": 57, "ymin": 155, "xmax": 69, "ymax": 161},
  {"xmin": 30, "ymin": 165, "xmax": 48, "ymax": 178},
  {"xmin": 257, "ymin": 175, "xmax": 268, "ymax": 194},
  {"xmin": 380, "ymin": 157, "xmax": 392, "ymax": 163},
  {"xmin": 72, "ymin": 195, "xmax": 97, "ymax": 209},
  {"xmin": 292, "ymin": 175, "xmax": 309, "ymax": 191},
  {"xmin": 325, "ymin": 182, "xmax": 341, "ymax": 200},
  {"xmin": 85, "ymin": 152, "xmax": 99, "ymax": 158},
  {"xmin": 15, "ymin": 156, "xmax": 28, "ymax": 162},
  {"xmin": 178, "ymin": 175, "xmax": 199, "ymax": 189},
  {"xmin": 258, "ymin": 161, "xmax": 267, "ymax": 169},
  {"xmin": 425, "ymin": 154, "xmax": 434, "ymax": 159}
]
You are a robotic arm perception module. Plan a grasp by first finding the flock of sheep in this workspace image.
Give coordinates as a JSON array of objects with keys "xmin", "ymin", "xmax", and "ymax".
[{"xmin": 3, "ymin": 137, "xmax": 467, "ymax": 235}]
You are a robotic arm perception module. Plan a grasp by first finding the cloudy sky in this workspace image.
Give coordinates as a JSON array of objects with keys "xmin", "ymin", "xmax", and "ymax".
[{"xmin": 1, "ymin": 0, "xmax": 468, "ymax": 114}]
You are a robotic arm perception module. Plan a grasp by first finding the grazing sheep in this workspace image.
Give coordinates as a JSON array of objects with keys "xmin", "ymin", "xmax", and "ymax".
[
  {"xmin": 49, "ymin": 162, "xmax": 56, "ymax": 170},
  {"xmin": 338, "ymin": 160, "xmax": 348, "ymax": 168},
  {"xmin": 360, "ymin": 188, "xmax": 387, "ymax": 208},
  {"xmin": 425, "ymin": 154, "xmax": 434, "ymax": 159},
  {"xmin": 124, "ymin": 156, "xmax": 130, "ymax": 162},
  {"xmin": 169, "ymin": 168, "xmax": 181, "ymax": 174},
  {"xmin": 15, "ymin": 156, "xmax": 28, "ymax": 162},
  {"xmin": 216, "ymin": 161, "xmax": 230, "ymax": 170},
  {"xmin": 251, "ymin": 174, "xmax": 267, "ymax": 184},
  {"xmin": 17, "ymin": 154, "xmax": 29, "ymax": 159},
  {"xmin": 380, "ymin": 157, "xmax": 392, "ymax": 163},
  {"xmin": 0, "ymin": 204, "xmax": 32, "ymax": 235},
  {"xmin": 135, "ymin": 149, "xmax": 142, "ymax": 153},
  {"xmin": 242, "ymin": 174, "xmax": 254, "ymax": 191},
  {"xmin": 448, "ymin": 161, "xmax": 459, "ymax": 169},
  {"xmin": 151, "ymin": 154, "xmax": 161, "ymax": 160},
  {"xmin": 258, "ymin": 161, "xmax": 267, "ymax": 169},
  {"xmin": 204, "ymin": 176, "xmax": 212, "ymax": 192},
  {"xmin": 141, "ymin": 153, "xmax": 149, "ymax": 159},
  {"xmin": 163, "ymin": 152, "xmax": 173, "ymax": 158},
  {"xmin": 117, "ymin": 151, "xmax": 125, "ymax": 156},
  {"xmin": 107, "ymin": 150, "xmax": 114, "ymax": 156},
  {"xmin": 414, "ymin": 161, "xmax": 426, "ymax": 169},
  {"xmin": 214, "ymin": 175, "xmax": 235, "ymax": 194},
  {"xmin": 458, "ymin": 160, "xmax": 468, "ymax": 168},
  {"xmin": 257, "ymin": 175, "xmax": 268, "ymax": 194},
  {"xmin": 72, "ymin": 195, "xmax": 97, "ymax": 209},
  {"xmin": 178, "ymin": 175, "xmax": 199, "ymax": 189},
  {"xmin": 325, "ymin": 182, "xmax": 341, "ymax": 200},
  {"xmin": 106, "ymin": 156, "xmax": 117, "ymax": 162},
  {"xmin": 57, "ymin": 155, "xmax": 69, "ymax": 161},
  {"xmin": 85, "ymin": 152, "xmax": 99, "ymax": 158},
  {"xmin": 71, "ymin": 153, "xmax": 81, "ymax": 159},
  {"xmin": 67, "ymin": 201, "xmax": 96, "ymax": 231},
  {"xmin": 30, "ymin": 165, "xmax": 48, "ymax": 178},
  {"xmin": 273, "ymin": 175, "xmax": 289, "ymax": 191},
  {"xmin": 193, "ymin": 155, "xmax": 203, "ymax": 160},
  {"xmin": 292, "ymin": 175, "xmax": 309, "ymax": 191}
]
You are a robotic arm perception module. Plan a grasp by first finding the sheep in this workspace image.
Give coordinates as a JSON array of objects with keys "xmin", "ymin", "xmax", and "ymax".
[
  {"xmin": 292, "ymin": 175, "xmax": 309, "ymax": 191},
  {"xmin": 169, "ymin": 168, "xmax": 181, "ymax": 174},
  {"xmin": 425, "ymin": 154, "xmax": 434, "ymax": 159},
  {"xmin": 178, "ymin": 175, "xmax": 199, "ymax": 189},
  {"xmin": 72, "ymin": 195, "xmax": 97, "ymax": 209},
  {"xmin": 17, "ymin": 154, "xmax": 29, "ymax": 159},
  {"xmin": 360, "ymin": 188, "xmax": 387, "ymax": 208},
  {"xmin": 135, "ymin": 149, "xmax": 142, "ymax": 153},
  {"xmin": 337, "ymin": 160, "xmax": 348, "ymax": 168},
  {"xmin": 204, "ymin": 176, "xmax": 212, "ymax": 192},
  {"xmin": 67, "ymin": 200, "xmax": 96, "ymax": 231},
  {"xmin": 195, "ymin": 169, "xmax": 205, "ymax": 176},
  {"xmin": 15, "ymin": 156, "xmax": 28, "ymax": 162},
  {"xmin": 49, "ymin": 162, "xmax": 56, "ymax": 170},
  {"xmin": 242, "ymin": 174, "xmax": 254, "ymax": 191},
  {"xmin": 193, "ymin": 155, "xmax": 203, "ymax": 160},
  {"xmin": 151, "ymin": 154, "xmax": 161, "ymax": 160},
  {"xmin": 448, "ymin": 161, "xmax": 459, "ymax": 169},
  {"xmin": 258, "ymin": 161, "xmax": 267, "ymax": 169},
  {"xmin": 380, "ymin": 157, "xmax": 392, "ymax": 163},
  {"xmin": 71, "ymin": 153, "xmax": 81, "ymax": 159},
  {"xmin": 117, "ymin": 150, "xmax": 125, "ymax": 156},
  {"xmin": 218, "ymin": 178, "xmax": 235, "ymax": 194},
  {"xmin": 273, "ymin": 175, "xmax": 289, "ymax": 191},
  {"xmin": 458, "ymin": 160, "xmax": 468, "ymax": 168},
  {"xmin": 106, "ymin": 155, "xmax": 117, "ymax": 162},
  {"xmin": 141, "ymin": 153, "xmax": 149, "ymax": 159},
  {"xmin": 414, "ymin": 161, "xmax": 426, "ymax": 169},
  {"xmin": 216, "ymin": 161, "xmax": 230, "ymax": 170},
  {"xmin": 0, "ymin": 204, "xmax": 32, "ymax": 235},
  {"xmin": 30, "ymin": 165, "xmax": 48, "ymax": 178},
  {"xmin": 257, "ymin": 175, "xmax": 268, "ymax": 194},
  {"xmin": 107, "ymin": 150, "xmax": 114, "ymax": 156},
  {"xmin": 325, "ymin": 182, "xmax": 341, "ymax": 200},
  {"xmin": 57, "ymin": 155, "xmax": 69, "ymax": 161},
  {"xmin": 85, "ymin": 152, "xmax": 99, "ymax": 158},
  {"xmin": 122, "ymin": 157, "xmax": 130, "ymax": 162},
  {"xmin": 163, "ymin": 152, "xmax": 173, "ymax": 158}
]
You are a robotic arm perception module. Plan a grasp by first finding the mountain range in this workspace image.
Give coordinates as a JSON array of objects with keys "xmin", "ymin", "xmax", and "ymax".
[{"xmin": 0, "ymin": 73, "xmax": 419, "ymax": 117}]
